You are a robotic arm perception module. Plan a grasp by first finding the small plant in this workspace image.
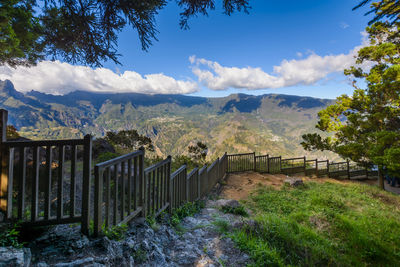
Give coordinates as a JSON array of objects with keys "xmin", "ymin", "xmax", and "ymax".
[
  {"xmin": 218, "ymin": 258, "xmax": 227, "ymax": 267},
  {"xmin": 146, "ymin": 215, "xmax": 160, "ymax": 231},
  {"xmin": 221, "ymin": 205, "xmax": 249, "ymax": 217},
  {"xmin": 133, "ymin": 247, "xmax": 147, "ymax": 264},
  {"xmin": 212, "ymin": 219, "xmax": 230, "ymax": 234},
  {"xmin": 170, "ymin": 200, "xmax": 205, "ymax": 227},
  {"xmin": 103, "ymin": 223, "xmax": 128, "ymax": 241},
  {"xmin": 0, "ymin": 223, "xmax": 23, "ymax": 248}
]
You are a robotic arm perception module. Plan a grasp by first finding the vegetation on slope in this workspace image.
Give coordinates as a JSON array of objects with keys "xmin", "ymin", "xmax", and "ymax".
[
  {"xmin": 232, "ymin": 181, "xmax": 400, "ymax": 266},
  {"xmin": 0, "ymin": 80, "xmax": 337, "ymax": 160}
]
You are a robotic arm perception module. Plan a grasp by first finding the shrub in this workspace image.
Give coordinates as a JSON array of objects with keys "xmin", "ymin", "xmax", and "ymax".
[
  {"xmin": 170, "ymin": 200, "xmax": 205, "ymax": 227},
  {"xmin": 221, "ymin": 205, "xmax": 249, "ymax": 217},
  {"xmin": 96, "ymin": 152, "xmax": 120, "ymax": 163},
  {"xmin": 0, "ymin": 223, "xmax": 23, "ymax": 248},
  {"xmin": 103, "ymin": 223, "xmax": 128, "ymax": 241}
]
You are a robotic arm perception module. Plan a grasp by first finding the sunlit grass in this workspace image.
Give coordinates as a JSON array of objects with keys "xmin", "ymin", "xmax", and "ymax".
[{"xmin": 231, "ymin": 181, "xmax": 400, "ymax": 266}]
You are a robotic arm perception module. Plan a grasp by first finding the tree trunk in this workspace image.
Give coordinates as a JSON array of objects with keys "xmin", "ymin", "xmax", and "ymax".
[{"xmin": 378, "ymin": 166, "xmax": 385, "ymax": 190}]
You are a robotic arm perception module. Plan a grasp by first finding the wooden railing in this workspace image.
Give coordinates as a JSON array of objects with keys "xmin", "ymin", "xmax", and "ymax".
[
  {"xmin": 144, "ymin": 156, "xmax": 171, "ymax": 217},
  {"xmin": 93, "ymin": 149, "xmax": 145, "ymax": 236},
  {"xmin": 226, "ymin": 152, "xmax": 378, "ymax": 179},
  {"xmin": 0, "ymin": 107, "xmax": 379, "ymax": 237},
  {"xmin": 0, "ymin": 110, "xmax": 93, "ymax": 234},
  {"xmin": 171, "ymin": 165, "xmax": 187, "ymax": 210},
  {"xmin": 227, "ymin": 152, "xmax": 255, "ymax": 173}
]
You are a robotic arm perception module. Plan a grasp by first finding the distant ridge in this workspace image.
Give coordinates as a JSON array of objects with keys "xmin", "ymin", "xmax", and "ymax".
[{"xmin": 0, "ymin": 80, "xmax": 335, "ymax": 159}]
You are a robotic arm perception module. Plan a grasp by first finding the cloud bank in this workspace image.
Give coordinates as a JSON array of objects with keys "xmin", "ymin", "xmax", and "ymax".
[
  {"xmin": 0, "ymin": 61, "xmax": 198, "ymax": 95},
  {"xmin": 190, "ymin": 36, "xmax": 368, "ymax": 91}
]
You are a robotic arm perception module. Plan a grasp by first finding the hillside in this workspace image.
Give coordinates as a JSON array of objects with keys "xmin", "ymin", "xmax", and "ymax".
[{"xmin": 0, "ymin": 79, "xmax": 336, "ymax": 159}]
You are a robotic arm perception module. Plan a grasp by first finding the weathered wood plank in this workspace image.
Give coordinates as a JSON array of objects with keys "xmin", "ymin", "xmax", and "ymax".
[
  {"xmin": 31, "ymin": 146, "xmax": 40, "ymax": 222},
  {"xmin": 57, "ymin": 145, "xmax": 65, "ymax": 220},
  {"xmin": 17, "ymin": 146, "xmax": 26, "ymax": 220},
  {"xmin": 121, "ymin": 161, "xmax": 126, "ymax": 221},
  {"xmin": 70, "ymin": 145, "xmax": 77, "ymax": 218},
  {"xmin": 127, "ymin": 159, "xmax": 132, "ymax": 214},
  {"xmin": 94, "ymin": 166, "xmax": 103, "ymax": 237},
  {"xmin": 113, "ymin": 163, "xmax": 118, "ymax": 226},
  {"xmin": 44, "ymin": 146, "xmax": 52, "ymax": 220},
  {"xmin": 105, "ymin": 167, "xmax": 111, "ymax": 227},
  {"xmin": 81, "ymin": 134, "xmax": 92, "ymax": 235},
  {"xmin": 6, "ymin": 148, "xmax": 14, "ymax": 219}
]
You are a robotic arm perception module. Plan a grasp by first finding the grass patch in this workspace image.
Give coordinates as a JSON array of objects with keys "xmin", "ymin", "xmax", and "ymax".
[
  {"xmin": 221, "ymin": 205, "xmax": 249, "ymax": 217},
  {"xmin": 0, "ymin": 223, "xmax": 24, "ymax": 248},
  {"xmin": 103, "ymin": 223, "xmax": 128, "ymax": 241},
  {"xmin": 232, "ymin": 181, "xmax": 400, "ymax": 266},
  {"xmin": 170, "ymin": 200, "xmax": 205, "ymax": 227},
  {"xmin": 213, "ymin": 219, "xmax": 230, "ymax": 234}
]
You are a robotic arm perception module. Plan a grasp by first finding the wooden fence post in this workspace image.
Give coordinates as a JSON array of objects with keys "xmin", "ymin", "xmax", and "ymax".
[
  {"xmin": 279, "ymin": 156, "xmax": 282, "ymax": 173},
  {"xmin": 197, "ymin": 166, "xmax": 201, "ymax": 200},
  {"xmin": 81, "ymin": 134, "xmax": 92, "ymax": 235},
  {"xmin": 253, "ymin": 152, "xmax": 256, "ymax": 171},
  {"xmin": 0, "ymin": 109, "xmax": 7, "ymax": 215},
  {"xmin": 185, "ymin": 163, "xmax": 189, "ymax": 202},
  {"xmin": 347, "ymin": 159, "xmax": 350, "ymax": 179},
  {"xmin": 139, "ymin": 147, "xmax": 146, "ymax": 217},
  {"xmin": 167, "ymin": 155, "xmax": 172, "ymax": 213},
  {"xmin": 93, "ymin": 165, "xmax": 102, "ymax": 237},
  {"xmin": 303, "ymin": 156, "xmax": 306, "ymax": 175},
  {"xmin": 267, "ymin": 154, "xmax": 270, "ymax": 173},
  {"xmin": 327, "ymin": 160, "xmax": 330, "ymax": 178},
  {"xmin": 316, "ymin": 159, "xmax": 319, "ymax": 177}
]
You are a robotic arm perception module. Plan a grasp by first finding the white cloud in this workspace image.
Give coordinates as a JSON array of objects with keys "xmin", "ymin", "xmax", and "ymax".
[
  {"xmin": 190, "ymin": 34, "xmax": 369, "ymax": 91},
  {"xmin": 0, "ymin": 61, "xmax": 198, "ymax": 95},
  {"xmin": 340, "ymin": 22, "xmax": 350, "ymax": 29}
]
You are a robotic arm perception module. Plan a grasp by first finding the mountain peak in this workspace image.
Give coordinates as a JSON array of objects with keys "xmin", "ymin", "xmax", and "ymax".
[{"xmin": 0, "ymin": 80, "xmax": 23, "ymax": 98}]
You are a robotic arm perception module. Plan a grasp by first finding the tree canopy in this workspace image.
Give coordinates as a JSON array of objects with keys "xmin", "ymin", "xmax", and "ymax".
[
  {"xmin": 302, "ymin": 1, "xmax": 400, "ymax": 188},
  {"xmin": 188, "ymin": 141, "xmax": 208, "ymax": 163},
  {"xmin": 0, "ymin": 0, "xmax": 250, "ymax": 67},
  {"xmin": 104, "ymin": 129, "xmax": 154, "ymax": 152}
]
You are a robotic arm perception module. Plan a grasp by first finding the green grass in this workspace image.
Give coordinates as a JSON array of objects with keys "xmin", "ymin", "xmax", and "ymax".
[
  {"xmin": 231, "ymin": 181, "xmax": 400, "ymax": 266},
  {"xmin": 221, "ymin": 205, "xmax": 249, "ymax": 217}
]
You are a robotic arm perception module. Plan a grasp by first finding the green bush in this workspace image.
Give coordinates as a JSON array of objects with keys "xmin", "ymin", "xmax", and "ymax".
[
  {"xmin": 103, "ymin": 223, "xmax": 128, "ymax": 241},
  {"xmin": 0, "ymin": 223, "xmax": 23, "ymax": 248},
  {"xmin": 221, "ymin": 205, "xmax": 248, "ymax": 217},
  {"xmin": 170, "ymin": 201, "xmax": 205, "ymax": 227},
  {"xmin": 96, "ymin": 152, "xmax": 120, "ymax": 163}
]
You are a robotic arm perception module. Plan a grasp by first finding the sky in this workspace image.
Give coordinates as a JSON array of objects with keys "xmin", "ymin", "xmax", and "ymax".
[{"xmin": 0, "ymin": 0, "xmax": 374, "ymax": 99}]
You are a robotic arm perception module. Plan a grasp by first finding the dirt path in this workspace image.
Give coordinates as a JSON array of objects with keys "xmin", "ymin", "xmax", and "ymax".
[{"xmin": 219, "ymin": 172, "xmax": 399, "ymax": 200}]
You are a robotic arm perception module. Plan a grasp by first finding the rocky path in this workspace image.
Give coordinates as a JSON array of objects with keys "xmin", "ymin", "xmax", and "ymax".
[{"xmin": 2, "ymin": 199, "xmax": 250, "ymax": 267}]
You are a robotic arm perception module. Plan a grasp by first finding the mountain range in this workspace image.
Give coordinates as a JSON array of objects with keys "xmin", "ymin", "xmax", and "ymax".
[{"xmin": 0, "ymin": 79, "xmax": 337, "ymax": 160}]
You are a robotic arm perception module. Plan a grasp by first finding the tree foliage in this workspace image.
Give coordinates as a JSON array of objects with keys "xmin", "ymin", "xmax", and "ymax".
[
  {"xmin": 0, "ymin": 0, "xmax": 250, "ymax": 67},
  {"xmin": 188, "ymin": 141, "xmax": 208, "ymax": 162},
  {"xmin": 104, "ymin": 129, "xmax": 154, "ymax": 152},
  {"xmin": 6, "ymin": 125, "xmax": 20, "ymax": 139},
  {"xmin": 354, "ymin": 0, "xmax": 400, "ymax": 25},
  {"xmin": 302, "ymin": 1, "xmax": 400, "ymax": 188}
]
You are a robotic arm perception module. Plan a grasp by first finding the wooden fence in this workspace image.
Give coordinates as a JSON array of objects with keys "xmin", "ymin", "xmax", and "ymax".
[
  {"xmin": 227, "ymin": 152, "xmax": 378, "ymax": 179},
  {"xmin": 93, "ymin": 149, "xmax": 145, "ymax": 236},
  {"xmin": 0, "ymin": 107, "xmax": 378, "ymax": 236},
  {"xmin": 0, "ymin": 109, "xmax": 229, "ymax": 236},
  {"xmin": 0, "ymin": 110, "xmax": 93, "ymax": 234}
]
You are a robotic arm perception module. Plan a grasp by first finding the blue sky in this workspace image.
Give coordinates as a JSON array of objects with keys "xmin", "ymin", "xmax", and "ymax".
[{"xmin": 0, "ymin": 1, "xmax": 373, "ymax": 99}]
